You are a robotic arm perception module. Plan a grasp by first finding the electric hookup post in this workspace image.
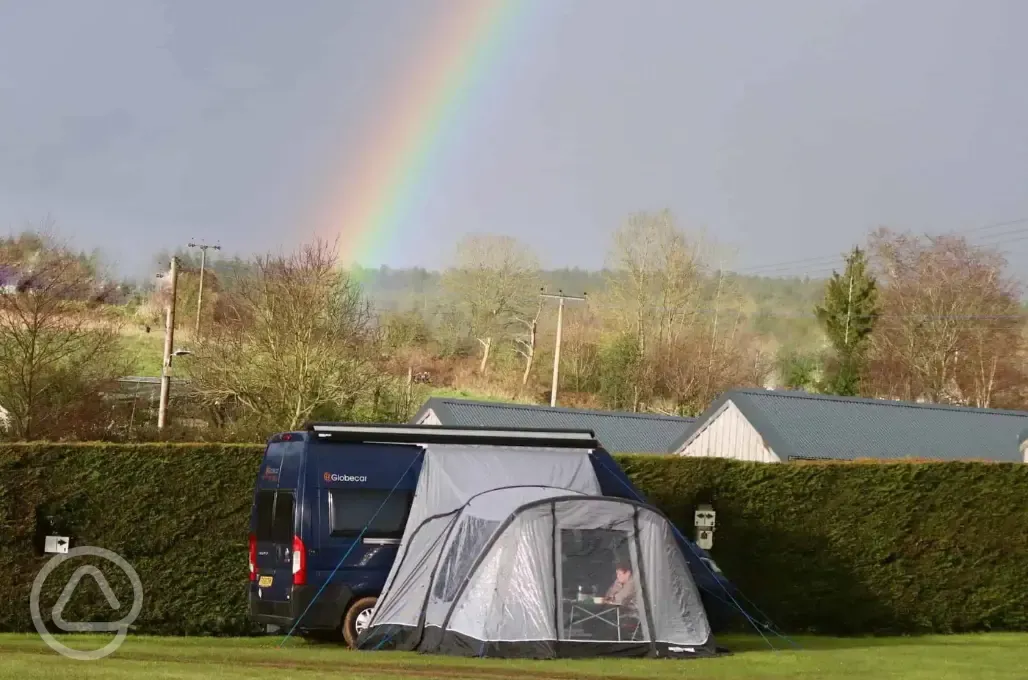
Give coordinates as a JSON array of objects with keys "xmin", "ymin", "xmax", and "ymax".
[{"xmin": 694, "ymin": 504, "xmax": 716, "ymax": 550}]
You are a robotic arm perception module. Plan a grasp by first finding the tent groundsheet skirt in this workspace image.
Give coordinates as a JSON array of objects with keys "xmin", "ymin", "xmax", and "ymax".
[{"xmin": 364, "ymin": 624, "xmax": 721, "ymax": 659}]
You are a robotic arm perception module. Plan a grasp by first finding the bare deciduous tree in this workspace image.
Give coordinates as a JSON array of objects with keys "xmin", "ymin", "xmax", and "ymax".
[
  {"xmin": 605, "ymin": 210, "xmax": 709, "ymax": 356},
  {"xmin": 655, "ymin": 319, "xmax": 765, "ymax": 416},
  {"xmin": 561, "ymin": 304, "xmax": 602, "ymax": 395},
  {"xmin": 514, "ymin": 297, "xmax": 543, "ymax": 386},
  {"xmin": 187, "ymin": 239, "xmax": 380, "ymax": 430},
  {"xmin": 602, "ymin": 210, "xmax": 756, "ymax": 412},
  {"xmin": 866, "ymin": 228, "xmax": 1025, "ymax": 407},
  {"xmin": 0, "ymin": 238, "xmax": 125, "ymax": 439},
  {"xmin": 442, "ymin": 234, "xmax": 541, "ymax": 373}
]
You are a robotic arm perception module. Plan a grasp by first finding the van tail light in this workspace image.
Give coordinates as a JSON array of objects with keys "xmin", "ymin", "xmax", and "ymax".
[
  {"xmin": 292, "ymin": 535, "xmax": 306, "ymax": 586},
  {"xmin": 248, "ymin": 533, "xmax": 257, "ymax": 581}
]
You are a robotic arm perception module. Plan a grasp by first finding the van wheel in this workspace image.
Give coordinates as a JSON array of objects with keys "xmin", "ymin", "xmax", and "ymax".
[{"xmin": 342, "ymin": 596, "xmax": 377, "ymax": 648}]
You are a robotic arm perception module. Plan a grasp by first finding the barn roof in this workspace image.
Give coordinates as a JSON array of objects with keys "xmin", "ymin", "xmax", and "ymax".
[
  {"xmin": 673, "ymin": 388, "xmax": 1028, "ymax": 463},
  {"xmin": 412, "ymin": 397, "xmax": 693, "ymax": 455}
]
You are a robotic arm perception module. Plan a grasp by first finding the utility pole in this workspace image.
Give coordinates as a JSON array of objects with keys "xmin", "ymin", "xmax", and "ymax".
[
  {"xmin": 158, "ymin": 257, "xmax": 179, "ymax": 431},
  {"xmin": 706, "ymin": 263, "xmax": 725, "ymax": 397},
  {"xmin": 844, "ymin": 274, "xmax": 854, "ymax": 348},
  {"xmin": 188, "ymin": 240, "xmax": 221, "ymax": 338},
  {"xmin": 541, "ymin": 290, "xmax": 586, "ymax": 407}
]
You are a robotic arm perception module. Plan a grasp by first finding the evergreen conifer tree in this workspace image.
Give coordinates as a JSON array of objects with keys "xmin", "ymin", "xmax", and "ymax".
[{"xmin": 814, "ymin": 247, "xmax": 879, "ymax": 395}]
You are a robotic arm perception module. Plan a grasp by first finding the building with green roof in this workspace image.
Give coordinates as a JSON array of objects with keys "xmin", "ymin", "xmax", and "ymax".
[{"xmin": 672, "ymin": 388, "xmax": 1028, "ymax": 463}]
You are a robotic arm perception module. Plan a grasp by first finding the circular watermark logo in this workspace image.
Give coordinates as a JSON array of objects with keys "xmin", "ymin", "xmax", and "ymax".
[{"xmin": 30, "ymin": 546, "xmax": 143, "ymax": 661}]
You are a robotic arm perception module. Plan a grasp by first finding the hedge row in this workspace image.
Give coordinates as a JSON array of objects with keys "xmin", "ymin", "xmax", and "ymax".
[
  {"xmin": 620, "ymin": 456, "xmax": 1028, "ymax": 634},
  {"xmin": 0, "ymin": 443, "xmax": 263, "ymax": 636},
  {"xmin": 2, "ymin": 443, "xmax": 1027, "ymax": 636}
]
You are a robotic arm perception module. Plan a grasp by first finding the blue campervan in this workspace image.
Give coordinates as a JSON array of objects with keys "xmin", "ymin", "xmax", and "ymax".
[{"xmin": 249, "ymin": 423, "xmax": 736, "ymax": 646}]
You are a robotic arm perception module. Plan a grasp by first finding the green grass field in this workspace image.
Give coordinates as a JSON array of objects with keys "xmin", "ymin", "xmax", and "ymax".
[
  {"xmin": 427, "ymin": 386, "xmax": 537, "ymax": 404},
  {"xmin": 0, "ymin": 634, "xmax": 1024, "ymax": 680},
  {"xmin": 119, "ymin": 329, "xmax": 165, "ymax": 376}
]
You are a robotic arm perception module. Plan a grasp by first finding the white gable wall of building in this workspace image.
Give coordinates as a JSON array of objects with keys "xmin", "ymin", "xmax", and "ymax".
[
  {"xmin": 417, "ymin": 409, "xmax": 442, "ymax": 425},
  {"xmin": 676, "ymin": 401, "xmax": 780, "ymax": 462}
]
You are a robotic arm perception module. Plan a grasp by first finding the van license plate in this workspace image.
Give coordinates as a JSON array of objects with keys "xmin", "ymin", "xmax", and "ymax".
[{"xmin": 258, "ymin": 575, "xmax": 273, "ymax": 587}]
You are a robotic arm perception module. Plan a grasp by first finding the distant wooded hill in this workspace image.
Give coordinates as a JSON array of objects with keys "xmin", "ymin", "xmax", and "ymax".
[{"xmin": 350, "ymin": 265, "xmax": 829, "ymax": 354}]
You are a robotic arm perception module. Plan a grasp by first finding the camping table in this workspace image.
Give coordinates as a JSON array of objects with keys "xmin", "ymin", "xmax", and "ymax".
[{"xmin": 565, "ymin": 600, "xmax": 623, "ymax": 641}]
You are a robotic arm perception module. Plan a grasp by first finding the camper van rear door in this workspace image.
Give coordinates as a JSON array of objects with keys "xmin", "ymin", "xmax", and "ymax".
[{"xmin": 254, "ymin": 489, "xmax": 295, "ymax": 598}]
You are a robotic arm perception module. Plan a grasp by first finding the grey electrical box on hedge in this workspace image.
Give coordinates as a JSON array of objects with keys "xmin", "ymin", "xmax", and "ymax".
[{"xmin": 44, "ymin": 535, "xmax": 70, "ymax": 553}]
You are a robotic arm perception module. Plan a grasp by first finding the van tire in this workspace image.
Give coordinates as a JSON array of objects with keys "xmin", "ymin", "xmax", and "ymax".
[{"xmin": 342, "ymin": 596, "xmax": 377, "ymax": 648}]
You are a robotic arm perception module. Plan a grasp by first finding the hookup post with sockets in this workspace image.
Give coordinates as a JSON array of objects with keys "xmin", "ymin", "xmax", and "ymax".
[{"xmin": 694, "ymin": 504, "xmax": 716, "ymax": 550}]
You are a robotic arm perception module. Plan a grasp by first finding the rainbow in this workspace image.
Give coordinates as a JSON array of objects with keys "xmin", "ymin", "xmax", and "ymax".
[{"xmin": 323, "ymin": 0, "xmax": 524, "ymax": 266}]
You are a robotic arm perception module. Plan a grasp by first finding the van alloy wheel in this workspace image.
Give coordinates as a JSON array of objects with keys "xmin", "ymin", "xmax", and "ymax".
[
  {"xmin": 354, "ymin": 607, "xmax": 374, "ymax": 635},
  {"xmin": 342, "ymin": 595, "xmax": 378, "ymax": 648}
]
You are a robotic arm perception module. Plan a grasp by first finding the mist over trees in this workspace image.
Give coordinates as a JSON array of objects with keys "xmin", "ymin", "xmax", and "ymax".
[{"xmin": 0, "ymin": 211, "xmax": 1026, "ymax": 441}]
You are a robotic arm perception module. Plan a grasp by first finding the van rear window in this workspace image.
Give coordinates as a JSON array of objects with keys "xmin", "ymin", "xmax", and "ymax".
[
  {"xmin": 260, "ymin": 440, "xmax": 304, "ymax": 486},
  {"xmin": 328, "ymin": 489, "xmax": 411, "ymax": 538},
  {"xmin": 255, "ymin": 490, "xmax": 294, "ymax": 544},
  {"xmin": 272, "ymin": 492, "xmax": 295, "ymax": 544},
  {"xmin": 255, "ymin": 491, "xmax": 275, "ymax": 541}
]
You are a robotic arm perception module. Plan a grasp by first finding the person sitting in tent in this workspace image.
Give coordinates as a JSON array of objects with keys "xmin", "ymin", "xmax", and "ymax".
[{"xmin": 602, "ymin": 562, "xmax": 636, "ymax": 608}]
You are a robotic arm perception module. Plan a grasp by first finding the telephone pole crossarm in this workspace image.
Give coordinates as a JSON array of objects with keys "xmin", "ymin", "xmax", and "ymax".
[{"xmin": 539, "ymin": 293, "xmax": 587, "ymax": 301}]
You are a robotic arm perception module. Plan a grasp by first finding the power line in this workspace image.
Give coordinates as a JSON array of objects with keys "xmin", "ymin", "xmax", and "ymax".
[
  {"xmin": 973, "ymin": 231, "xmax": 1028, "ymax": 249},
  {"xmin": 735, "ymin": 253, "xmax": 844, "ymax": 276},
  {"xmin": 640, "ymin": 307, "xmax": 1028, "ymax": 321},
  {"xmin": 732, "ymin": 216, "xmax": 1028, "ymax": 279},
  {"xmin": 957, "ymin": 216, "xmax": 1028, "ymax": 235},
  {"xmin": 739, "ymin": 238, "xmax": 1028, "ymax": 281},
  {"xmin": 969, "ymin": 225, "xmax": 1028, "ymax": 243},
  {"xmin": 735, "ymin": 263, "xmax": 843, "ymax": 279}
]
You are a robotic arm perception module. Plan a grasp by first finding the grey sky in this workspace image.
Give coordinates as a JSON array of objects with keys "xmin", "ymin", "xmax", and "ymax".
[{"xmin": 1, "ymin": 0, "xmax": 1027, "ymax": 279}]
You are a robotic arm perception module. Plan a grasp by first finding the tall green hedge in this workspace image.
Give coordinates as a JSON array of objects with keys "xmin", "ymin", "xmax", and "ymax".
[
  {"xmin": 1, "ymin": 443, "xmax": 1026, "ymax": 636},
  {"xmin": 619, "ymin": 456, "xmax": 1028, "ymax": 634},
  {"xmin": 0, "ymin": 443, "xmax": 264, "ymax": 635}
]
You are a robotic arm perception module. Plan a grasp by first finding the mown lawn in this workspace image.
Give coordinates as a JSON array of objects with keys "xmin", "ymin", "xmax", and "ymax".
[{"xmin": 0, "ymin": 633, "xmax": 1024, "ymax": 680}]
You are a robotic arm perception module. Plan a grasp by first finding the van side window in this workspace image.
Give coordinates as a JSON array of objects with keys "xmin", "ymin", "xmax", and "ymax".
[
  {"xmin": 328, "ymin": 489, "xmax": 411, "ymax": 538},
  {"xmin": 255, "ymin": 490, "xmax": 294, "ymax": 544}
]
